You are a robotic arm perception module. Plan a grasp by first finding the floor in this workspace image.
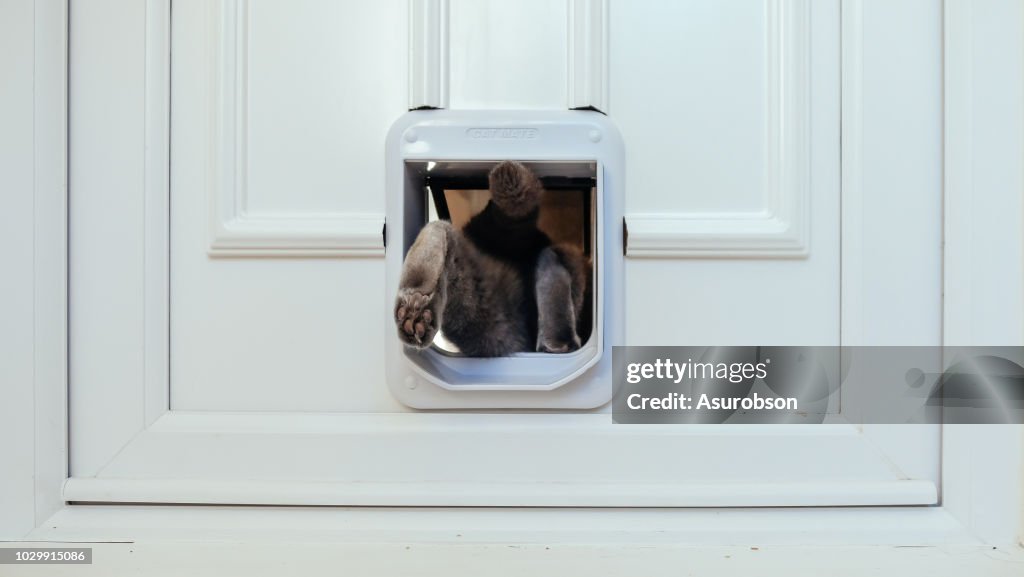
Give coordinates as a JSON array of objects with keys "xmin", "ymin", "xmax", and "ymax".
[{"xmin": 2, "ymin": 541, "xmax": 1023, "ymax": 576}]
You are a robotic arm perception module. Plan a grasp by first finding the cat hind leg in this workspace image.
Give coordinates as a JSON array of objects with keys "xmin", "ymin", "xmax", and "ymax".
[
  {"xmin": 535, "ymin": 245, "xmax": 587, "ymax": 353},
  {"xmin": 395, "ymin": 220, "xmax": 453, "ymax": 348}
]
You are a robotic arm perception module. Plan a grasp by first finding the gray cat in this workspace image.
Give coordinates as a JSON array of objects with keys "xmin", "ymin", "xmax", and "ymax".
[{"xmin": 394, "ymin": 160, "xmax": 588, "ymax": 357}]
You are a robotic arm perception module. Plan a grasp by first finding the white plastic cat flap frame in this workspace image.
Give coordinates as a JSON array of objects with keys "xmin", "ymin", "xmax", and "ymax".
[{"xmin": 385, "ymin": 110, "xmax": 624, "ymax": 409}]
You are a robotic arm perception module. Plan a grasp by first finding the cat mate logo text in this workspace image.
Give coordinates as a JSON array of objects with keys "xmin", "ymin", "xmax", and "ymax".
[{"xmin": 466, "ymin": 128, "xmax": 538, "ymax": 140}]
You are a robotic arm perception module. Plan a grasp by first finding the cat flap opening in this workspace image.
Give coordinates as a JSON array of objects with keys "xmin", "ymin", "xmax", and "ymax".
[
  {"xmin": 395, "ymin": 158, "xmax": 604, "ymax": 391},
  {"xmin": 419, "ymin": 160, "xmax": 597, "ymax": 355}
]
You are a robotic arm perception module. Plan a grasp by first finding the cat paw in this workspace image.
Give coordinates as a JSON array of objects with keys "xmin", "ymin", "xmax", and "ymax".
[
  {"xmin": 395, "ymin": 289, "xmax": 439, "ymax": 348},
  {"xmin": 537, "ymin": 333, "xmax": 581, "ymax": 354},
  {"xmin": 489, "ymin": 160, "xmax": 542, "ymax": 219}
]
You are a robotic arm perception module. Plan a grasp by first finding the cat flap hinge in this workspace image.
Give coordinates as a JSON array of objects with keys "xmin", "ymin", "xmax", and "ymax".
[
  {"xmin": 569, "ymin": 105, "xmax": 607, "ymax": 116},
  {"xmin": 622, "ymin": 217, "xmax": 628, "ymax": 256}
]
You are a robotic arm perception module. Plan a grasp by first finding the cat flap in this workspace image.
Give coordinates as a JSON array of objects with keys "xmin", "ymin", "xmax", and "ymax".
[{"xmin": 384, "ymin": 110, "xmax": 623, "ymax": 409}]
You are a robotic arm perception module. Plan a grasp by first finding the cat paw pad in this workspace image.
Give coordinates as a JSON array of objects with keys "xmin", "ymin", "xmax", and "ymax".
[
  {"xmin": 537, "ymin": 333, "xmax": 581, "ymax": 354},
  {"xmin": 395, "ymin": 289, "xmax": 438, "ymax": 348}
]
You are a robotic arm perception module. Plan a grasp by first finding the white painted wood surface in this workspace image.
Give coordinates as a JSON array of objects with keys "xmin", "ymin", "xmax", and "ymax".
[
  {"xmin": 620, "ymin": 0, "xmax": 839, "ymax": 349},
  {"xmin": 169, "ymin": 0, "xmax": 845, "ymax": 405},
  {"xmin": 448, "ymin": 0, "xmax": 569, "ymax": 109},
  {"xmin": 30, "ymin": 0, "xmax": 69, "ymax": 533},
  {"xmin": 408, "ymin": 0, "xmax": 448, "ymax": 109},
  {"xmin": 568, "ymin": 0, "xmax": 608, "ymax": 111},
  {"xmin": 944, "ymin": 0, "xmax": 1024, "ymax": 348},
  {"xmin": 143, "ymin": 0, "xmax": 171, "ymax": 427},
  {"xmin": 0, "ymin": 0, "xmax": 1003, "ymax": 561},
  {"xmin": 59, "ymin": 0, "xmax": 947, "ymax": 508},
  {"xmin": 204, "ymin": 0, "xmax": 394, "ymax": 257},
  {"xmin": 4, "ymin": 6, "xmax": 1019, "ymax": 573},
  {"xmin": 24, "ymin": 505, "xmax": 981, "ymax": 545},
  {"xmin": 410, "ymin": 0, "xmax": 609, "ymax": 111},
  {"xmin": 841, "ymin": 0, "xmax": 943, "ymax": 488},
  {"xmin": 0, "ymin": 0, "xmax": 41, "ymax": 540},
  {"xmin": 624, "ymin": 0, "xmax": 810, "ymax": 258},
  {"xmin": 169, "ymin": 0, "xmax": 400, "ymax": 412},
  {"xmin": 64, "ymin": 414, "xmax": 936, "ymax": 507},
  {"xmin": 69, "ymin": 0, "xmax": 151, "ymax": 478},
  {"xmin": 0, "ymin": 0, "xmax": 67, "ymax": 540},
  {"xmin": 942, "ymin": 0, "xmax": 1024, "ymax": 546}
]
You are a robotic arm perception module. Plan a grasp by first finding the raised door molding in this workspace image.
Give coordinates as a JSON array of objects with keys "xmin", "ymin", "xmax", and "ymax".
[
  {"xmin": 567, "ymin": 0, "xmax": 608, "ymax": 112},
  {"xmin": 625, "ymin": 0, "xmax": 811, "ymax": 258},
  {"xmin": 145, "ymin": 0, "xmax": 171, "ymax": 424},
  {"xmin": 207, "ymin": 0, "xmax": 385, "ymax": 258},
  {"xmin": 408, "ymin": 0, "xmax": 607, "ymax": 112},
  {"xmin": 410, "ymin": 0, "xmax": 811, "ymax": 258},
  {"xmin": 409, "ymin": 0, "xmax": 448, "ymax": 109}
]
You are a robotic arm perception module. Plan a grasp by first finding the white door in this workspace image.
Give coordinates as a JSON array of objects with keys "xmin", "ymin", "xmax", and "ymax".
[{"xmin": 69, "ymin": 0, "xmax": 941, "ymax": 506}]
